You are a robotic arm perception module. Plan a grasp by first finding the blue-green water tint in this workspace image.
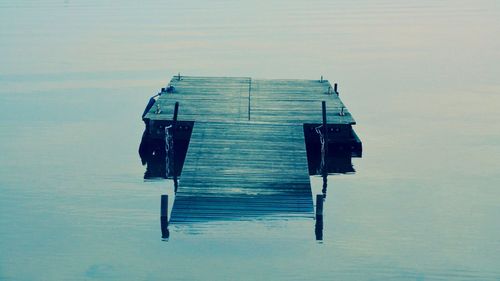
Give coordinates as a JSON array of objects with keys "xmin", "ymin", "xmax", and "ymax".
[{"xmin": 1, "ymin": 0, "xmax": 499, "ymax": 280}]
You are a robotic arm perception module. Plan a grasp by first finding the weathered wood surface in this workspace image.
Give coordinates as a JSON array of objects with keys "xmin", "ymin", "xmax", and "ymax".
[
  {"xmin": 169, "ymin": 121, "xmax": 314, "ymax": 223},
  {"xmin": 250, "ymin": 79, "xmax": 354, "ymax": 124},
  {"xmin": 152, "ymin": 76, "xmax": 251, "ymax": 122},
  {"xmin": 146, "ymin": 76, "xmax": 355, "ymax": 125},
  {"xmin": 143, "ymin": 76, "xmax": 360, "ymax": 224}
]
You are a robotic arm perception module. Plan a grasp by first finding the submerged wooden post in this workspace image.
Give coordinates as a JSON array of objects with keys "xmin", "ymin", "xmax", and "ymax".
[
  {"xmin": 161, "ymin": 195, "xmax": 169, "ymax": 239},
  {"xmin": 315, "ymin": 194, "xmax": 324, "ymax": 240}
]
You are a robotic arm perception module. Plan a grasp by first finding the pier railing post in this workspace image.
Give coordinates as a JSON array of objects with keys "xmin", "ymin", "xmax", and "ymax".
[{"xmin": 173, "ymin": 102, "xmax": 179, "ymax": 122}]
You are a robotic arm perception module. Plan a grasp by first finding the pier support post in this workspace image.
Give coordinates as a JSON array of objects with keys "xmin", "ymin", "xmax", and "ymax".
[
  {"xmin": 161, "ymin": 195, "xmax": 169, "ymax": 239},
  {"xmin": 315, "ymin": 194, "xmax": 324, "ymax": 241},
  {"xmin": 321, "ymin": 101, "xmax": 329, "ymax": 174},
  {"xmin": 172, "ymin": 102, "xmax": 179, "ymax": 190},
  {"xmin": 321, "ymin": 101, "xmax": 329, "ymax": 197}
]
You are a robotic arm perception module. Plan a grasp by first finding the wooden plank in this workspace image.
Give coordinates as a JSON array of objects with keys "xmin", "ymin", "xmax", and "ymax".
[
  {"xmin": 145, "ymin": 76, "xmax": 356, "ymax": 125},
  {"xmin": 250, "ymin": 79, "xmax": 354, "ymax": 124},
  {"xmin": 170, "ymin": 121, "xmax": 314, "ymax": 223},
  {"xmin": 149, "ymin": 76, "xmax": 251, "ymax": 122}
]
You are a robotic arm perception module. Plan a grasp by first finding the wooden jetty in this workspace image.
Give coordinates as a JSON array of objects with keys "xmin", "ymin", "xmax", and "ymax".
[{"xmin": 142, "ymin": 76, "xmax": 362, "ymax": 224}]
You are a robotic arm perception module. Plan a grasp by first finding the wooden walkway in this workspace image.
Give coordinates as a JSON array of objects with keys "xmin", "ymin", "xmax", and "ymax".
[
  {"xmin": 169, "ymin": 121, "xmax": 313, "ymax": 223},
  {"xmin": 144, "ymin": 76, "xmax": 359, "ymax": 224},
  {"xmin": 152, "ymin": 76, "xmax": 355, "ymax": 124}
]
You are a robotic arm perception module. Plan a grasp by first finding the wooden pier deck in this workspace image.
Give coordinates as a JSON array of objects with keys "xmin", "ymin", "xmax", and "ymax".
[
  {"xmin": 169, "ymin": 121, "xmax": 313, "ymax": 223},
  {"xmin": 143, "ymin": 76, "xmax": 360, "ymax": 224},
  {"xmin": 150, "ymin": 76, "xmax": 356, "ymax": 124}
]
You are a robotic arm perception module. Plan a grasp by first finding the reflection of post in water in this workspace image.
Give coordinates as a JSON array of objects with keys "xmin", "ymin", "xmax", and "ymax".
[
  {"xmin": 315, "ymin": 194, "xmax": 324, "ymax": 241},
  {"xmin": 322, "ymin": 173, "xmax": 328, "ymax": 198},
  {"xmin": 161, "ymin": 195, "xmax": 169, "ymax": 240}
]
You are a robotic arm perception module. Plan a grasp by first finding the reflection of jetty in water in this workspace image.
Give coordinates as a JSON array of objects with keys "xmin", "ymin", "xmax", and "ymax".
[{"xmin": 138, "ymin": 76, "xmax": 362, "ymax": 240}]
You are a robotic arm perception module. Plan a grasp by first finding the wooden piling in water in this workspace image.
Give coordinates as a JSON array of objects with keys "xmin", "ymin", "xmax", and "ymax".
[
  {"xmin": 172, "ymin": 102, "xmax": 179, "ymax": 186},
  {"xmin": 315, "ymin": 194, "xmax": 324, "ymax": 240},
  {"xmin": 322, "ymin": 101, "xmax": 329, "ymax": 175},
  {"xmin": 161, "ymin": 195, "xmax": 169, "ymax": 239}
]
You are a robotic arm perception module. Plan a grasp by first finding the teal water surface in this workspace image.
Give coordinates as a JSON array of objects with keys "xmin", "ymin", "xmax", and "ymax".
[{"xmin": 1, "ymin": 0, "xmax": 499, "ymax": 280}]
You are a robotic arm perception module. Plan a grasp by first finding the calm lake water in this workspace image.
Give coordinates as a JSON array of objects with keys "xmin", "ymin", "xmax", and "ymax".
[{"xmin": 1, "ymin": 0, "xmax": 499, "ymax": 280}]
